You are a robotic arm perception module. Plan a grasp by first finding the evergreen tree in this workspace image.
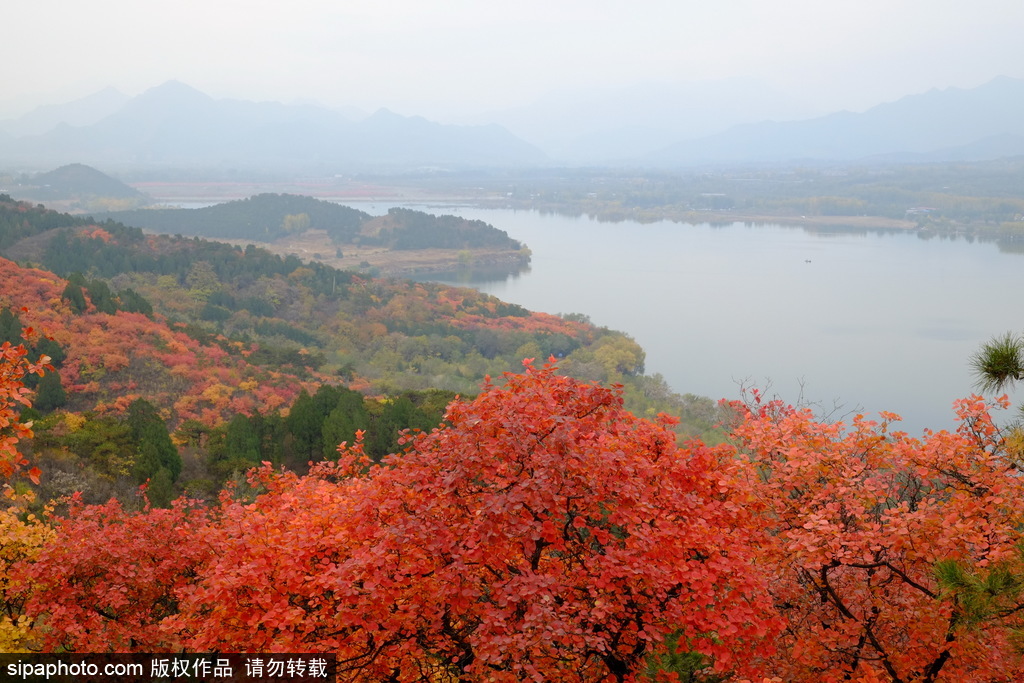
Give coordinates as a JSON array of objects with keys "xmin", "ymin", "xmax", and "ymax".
[
  {"xmin": 85, "ymin": 279, "xmax": 118, "ymax": 315},
  {"xmin": 33, "ymin": 371, "xmax": 66, "ymax": 413},
  {"xmin": 971, "ymin": 332, "xmax": 1024, "ymax": 394},
  {"xmin": 254, "ymin": 412, "xmax": 286, "ymax": 466},
  {"xmin": 224, "ymin": 414, "xmax": 261, "ymax": 464},
  {"xmin": 127, "ymin": 399, "xmax": 182, "ymax": 484},
  {"xmin": 61, "ymin": 281, "xmax": 87, "ymax": 314},
  {"xmin": 0, "ymin": 307, "xmax": 19, "ymax": 343},
  {"xmin": 285, "ymin": 390, "xmax": 322, "ymax": 464},
  {"xmin": 117, "ymin": 288, "xmax": 153, "ymax": 316},
  {"xmin": 321, "ymin": 389, "xmax": 370, "ymax": 456},
  {"xmin": 145, "ymin": 467, "xmax": 176, "ymax": 508},
  {"xmin": 367, "ymin": 396, "xmax": 419, "ymax": 461},
  {"xmin": 35, "ymin": 336, "xmax": 66, "ymax": 367},
  {"xmin": 284, "ymin": 385, "xmax": 363, "ymax": 464}
]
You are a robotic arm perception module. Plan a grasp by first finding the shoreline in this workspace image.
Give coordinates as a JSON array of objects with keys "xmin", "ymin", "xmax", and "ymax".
[{"xmin": 138, "ymin": 184, "xmax": 922, "ymax": 232}]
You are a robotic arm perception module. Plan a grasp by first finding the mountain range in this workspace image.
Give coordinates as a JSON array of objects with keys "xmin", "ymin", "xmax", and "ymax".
[
  {"xmin": 1, "ymin": 77, "xmax": 1023, "ymax": 170},
  {"xmin": 0, "ymin": 81, "xmax": 546, "ymax": 171},
  {"xmin": 649, "ymin": 76, "xmax": 1024, "ymax": 165},
  {"xmin": 470, "ymin": 77, "xmax": 822, "ymax": 163}
]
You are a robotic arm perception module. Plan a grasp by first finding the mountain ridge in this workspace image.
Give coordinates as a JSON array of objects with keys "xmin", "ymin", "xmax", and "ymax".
[
  {"xmin": 3, "ymin": 76, "xmax": 1023, "ymax": 169},
  {"xmin": 0, "ymin": 86, "xmax": 130, "ymax": 137},
  {"xmin": 1, "ymin": 81, "xmax": 548, "ymax": 171},
  {"xmin": 647, "ymin": 76, "xmax": 1024, "ymax": 166}
]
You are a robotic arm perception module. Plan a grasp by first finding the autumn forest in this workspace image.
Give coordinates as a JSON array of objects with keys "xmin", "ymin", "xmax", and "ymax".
[{"xmin": 2, "ymin": 193, "xmax": 1024, "ymax": 682}]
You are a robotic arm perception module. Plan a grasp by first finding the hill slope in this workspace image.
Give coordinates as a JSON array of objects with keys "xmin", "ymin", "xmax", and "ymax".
[
  {"xmin": 0, "ymin": 195, "xmax": 727, "ymax": 506},
  {"xmin": 15, "ymin": 163, "xmax": 150, "ymax": 202},
  {"xmin": 0, "ymin": 194, "xmax": 692, "ymax": 417}
]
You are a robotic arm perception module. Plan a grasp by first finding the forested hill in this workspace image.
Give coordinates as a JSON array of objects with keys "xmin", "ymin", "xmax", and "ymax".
[
  {"xmin": 94, "ymin": 193, "xmax": 369, "ymax": 242},
  {"xmin": 93, "ymin": 193, "xmax": 525, "ymax": 250},
  {"xmin": 0, "ymin": 194, "xmax": 560, "ymax": 408},
  {"xmin": 0, "ymin": 195, "xmax": 725, "ymax": 504}
]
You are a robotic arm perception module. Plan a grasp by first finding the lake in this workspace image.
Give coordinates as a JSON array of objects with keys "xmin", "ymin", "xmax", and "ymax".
[{"xmin": 353, "ymin": 204, "xmax": 1020, "ymax": 436}]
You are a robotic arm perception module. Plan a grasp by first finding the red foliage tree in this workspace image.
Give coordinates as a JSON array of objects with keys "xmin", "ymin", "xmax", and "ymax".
[
  {"xmin": 732, "ymin": 392, "xmax": 1024, "ymax": 682},
  {"xmin": 174, "ymin": 361, "xmax": 778, "ymax": 681},
  {"xmin": 0, "ymin": 327, "xmax": 52, "ymax": 483},
  {"xmin": 26, "ymin": 357, "xmax": 1024, "ymax": 680},
  {"xmin": 19, "ymin": 496, "xmax": 211, "ymax": 652}
]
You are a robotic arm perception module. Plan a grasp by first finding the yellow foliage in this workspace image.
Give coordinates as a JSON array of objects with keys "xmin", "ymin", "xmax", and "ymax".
[
  {"xmin": 593, "ymin": 335, "xmax": 646, "ymax": 378},
  {"xmin": 288, "ymin": 266, "xmax": 316, "ymax": 283},
  {"xmin": 61, "ymin": 412, "xmax": 87, "ymax": 433},
  {"xmin": 201, "ymin": 383, "xmax": 234, "ymax": 406},
  {"xmin": 0, "ymin": 614, "xmax": 35, "ymax": 652},
  {"xmin": 1003, "ymin": 426, "xmax": 1024, "ymax": 467},
  {"xmin": 202, "ymin": 383, "xmax": 232, "ymax": 399},
  {"xmin": 0, "ymin": 488, "xmax": 55, "ymax": 652},
  {"xmin": 282, "ymin": 212, "xmax": 311, "ymax": 233}
]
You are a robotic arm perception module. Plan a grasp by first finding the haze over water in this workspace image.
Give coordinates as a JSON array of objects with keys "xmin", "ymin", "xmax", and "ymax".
[{"xmin": 398, "ymin": 206, "xmax": 1018, "ymax": 436}]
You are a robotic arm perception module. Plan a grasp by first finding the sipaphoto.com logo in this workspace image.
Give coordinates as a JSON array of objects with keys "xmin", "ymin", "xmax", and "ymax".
[
  {"xmin": 0, "ymin": 653, "xmax": 338, "ymax": 683},
  {"xmin": 6, "ymin": 658, "xmax": 142, "ymax": 680}
]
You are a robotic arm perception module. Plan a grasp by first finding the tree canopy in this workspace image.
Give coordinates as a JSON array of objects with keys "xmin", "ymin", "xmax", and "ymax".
[{"xmin": 6, "ymin": 361, "xmax": 1024, "ymax": 680}]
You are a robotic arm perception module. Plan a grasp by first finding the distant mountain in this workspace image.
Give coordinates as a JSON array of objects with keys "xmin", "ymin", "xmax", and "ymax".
[
  {"xmin": 0, "ymin": 87, "xmax": 129, "ymax": 138},
  {"xmin": 474, "ymin": 78, "xmax": 821, "ymax": 163},
  {"xmin": 864, "ymin": 133, "xmax": 1024, "ymax": 164},
  {"xmin": 648, "ymin": 76, "xmax": 1024, "ymax": 166},
  {"xmin": 15, "ymin": 163, "xmax": 149, "ymax": 202},
  {"xmin": 0, "ymin": 81, "xmax": 547, "ymax": 171},
  {"xmin": 7, "ymin": 77, "xmax": 1022, "ymax": 170}
]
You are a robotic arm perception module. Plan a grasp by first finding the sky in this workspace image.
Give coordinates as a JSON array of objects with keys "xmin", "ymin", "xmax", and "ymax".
[{"xmin": 4, "ymin": 0, "xmax": 1024, "ymax": 121}]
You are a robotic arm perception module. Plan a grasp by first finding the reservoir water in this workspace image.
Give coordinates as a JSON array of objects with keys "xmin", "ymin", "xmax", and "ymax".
[{"xmin": 364, "ymin": 205, "xmax": 1021, "ymax": 436}]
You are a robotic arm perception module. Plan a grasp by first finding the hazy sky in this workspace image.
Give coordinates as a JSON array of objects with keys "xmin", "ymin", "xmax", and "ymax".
[{"xmin": 5, "ymin": 0, "xmax": 1023, "ymax": 120}]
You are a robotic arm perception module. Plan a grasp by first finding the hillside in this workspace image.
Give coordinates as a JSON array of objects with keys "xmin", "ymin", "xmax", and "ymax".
[
  {"xmin": 0, "ymin": 194, "xmax": 567, "ymax": 405},
  {"xmin": 0, "ymin": 257, "xmax": 312, "ymax": 422},
  {"xmin": 96, "ymin": 193, "xmax": 370, "ymax": 241},
  {"xmin": 0, "ymin": 195, "xmax": 725, "ymax": 504},
  {"xmin": 6, "ymin": 163, "xmax": 150, "ymax": 212},
  {"xmin": 22, "ymin": 163, "xmax": 147, "ymax": 200}
]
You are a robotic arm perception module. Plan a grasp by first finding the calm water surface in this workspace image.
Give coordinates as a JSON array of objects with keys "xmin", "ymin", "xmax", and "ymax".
[{"xmin": 357, "ymin": 204, "xmax": 1023, "ymax": 435}]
